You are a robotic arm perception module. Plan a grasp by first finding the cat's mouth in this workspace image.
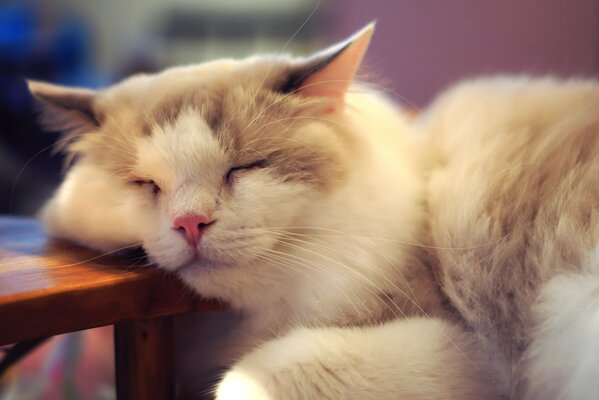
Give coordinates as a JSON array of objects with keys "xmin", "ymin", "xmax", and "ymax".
[{"xmin": 171, "ymin": 253, "xmax": 231, "ymax": 274}]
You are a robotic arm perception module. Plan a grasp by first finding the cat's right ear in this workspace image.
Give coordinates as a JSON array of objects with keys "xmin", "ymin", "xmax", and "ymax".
[
  {"xmin": 279, "ymin": 23, "xmax": 375, "ymax": 111},
  {"xmin": 27, "ymin": 80, "xmax": 101, "ymax": 136}
]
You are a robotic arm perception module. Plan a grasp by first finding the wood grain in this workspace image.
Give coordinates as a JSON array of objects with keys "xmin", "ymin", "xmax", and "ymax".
[
  {"xmin": 0, "ymin": 217, "xmax": 224, "ymax": 346},
  {"xmin": 115, "ymin": 317, "xmax": 175, "ymax": 400}
]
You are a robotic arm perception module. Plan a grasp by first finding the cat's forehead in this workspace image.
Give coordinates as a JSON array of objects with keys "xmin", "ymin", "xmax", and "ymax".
[
  {"xmin": 139, "ymin": 85, "xmax": 326, "ymax": 167},
  {"xmin": 136, "ymin": 109, "xmax": 226, "ymax": 186},
  {"xmin": 125, "ymin": 60, "xmax": 326, "ymax": 155},
  {"xmin": 89, "ymin": 57, "xmax": 342, "ymax": 190},
  {"xmin": 101, "ymin": 57, "xmax": 313, "ymax": 138},
  {"xmin": 100, "ymin": 57, "xmax": 291, "ymax": 113}
]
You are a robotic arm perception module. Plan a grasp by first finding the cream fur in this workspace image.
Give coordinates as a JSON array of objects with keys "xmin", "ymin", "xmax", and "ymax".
[
  {"xmin": 522, "ymin": 271, "xmax": 599, "ymax": 400},
  {"xmin": 423, "ymin": 76, "xmax": 599, "ymax": 398},
  {"xmin": 31, "ymin": 30, "xmax": 599, "ymax": 400},
  {"xmin": 217, "ymin": 318, "xmax": 498, "ymax": 400}
]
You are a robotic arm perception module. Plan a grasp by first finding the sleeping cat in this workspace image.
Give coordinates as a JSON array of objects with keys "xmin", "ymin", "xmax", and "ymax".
[{"xmin": 28, "ymin": 24, "xmax": 599, "ymax": 399}]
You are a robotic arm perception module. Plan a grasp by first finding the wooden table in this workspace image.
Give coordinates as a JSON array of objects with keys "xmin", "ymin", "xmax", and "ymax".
[{"xmin": 0, "ymin": 216, "xmax": 224, "ymax": 399}]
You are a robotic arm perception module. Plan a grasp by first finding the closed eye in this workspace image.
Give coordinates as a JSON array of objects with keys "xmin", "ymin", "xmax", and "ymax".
[
  {"xmin": 226, "ymin": 159, "xmax": 268, "ymax": 185},
  {"xmin": 129, "ymin": 178, "xmax": 161, "ymax": 195}
]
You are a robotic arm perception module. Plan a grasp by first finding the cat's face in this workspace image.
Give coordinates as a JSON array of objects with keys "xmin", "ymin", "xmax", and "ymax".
[
  {"xmin": 29, "ymin": 25, "xmax": 373, "ymax": 299},
  {"xmin": 101, "ymin": 61, "xmax": 346, "ymax": 274}
]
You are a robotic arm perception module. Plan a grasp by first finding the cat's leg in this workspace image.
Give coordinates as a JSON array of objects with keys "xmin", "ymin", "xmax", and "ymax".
[
  {"xmin": 521, "ymin": 271, "xmax": 599, "ymax": 400},
  {"xmin": 216, "ymin": 318, "xmax": 502, "ymax": 400}
]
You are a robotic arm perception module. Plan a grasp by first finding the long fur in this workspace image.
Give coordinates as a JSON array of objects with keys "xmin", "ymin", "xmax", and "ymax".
[
  {"xmin": 29, "ymin": 31, "xmax": 598, "ymax": 399},
  {"xmin": 424, "ymin": 76, "xmax": 599, "ymax": 398}
]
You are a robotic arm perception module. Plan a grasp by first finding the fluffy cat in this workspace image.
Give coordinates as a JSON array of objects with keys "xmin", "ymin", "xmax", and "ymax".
[{"xmin": 28, "ymin": 23, "xmax": 598, "ymax": 400}]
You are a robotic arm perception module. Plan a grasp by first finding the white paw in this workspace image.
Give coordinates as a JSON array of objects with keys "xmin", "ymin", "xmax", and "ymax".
[{"xmin": 216, "ymin": 369, "xmax": 274, "ymax": 400}]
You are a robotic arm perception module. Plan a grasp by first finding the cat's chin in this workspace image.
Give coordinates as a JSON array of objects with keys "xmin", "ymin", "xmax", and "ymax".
[
  {"xmin": 173, "ymin": 260, "xmax": 213, "ymax": 274},
  {"xmin": 170, "ymin": 255, "xmax": 235, "ymax": 275},
  {"xmin": 173, "ymin": 258, "xmax": 240, "ymax": 296}
]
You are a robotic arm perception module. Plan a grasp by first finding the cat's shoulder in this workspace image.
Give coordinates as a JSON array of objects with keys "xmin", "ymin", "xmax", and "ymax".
[
  {"xmin": 429, "ymin": 75, "xmax": 599, "ymax": 115},
  {"xmin": 418, "ymin": 75, "xmax": 599, "ymax": 152}
]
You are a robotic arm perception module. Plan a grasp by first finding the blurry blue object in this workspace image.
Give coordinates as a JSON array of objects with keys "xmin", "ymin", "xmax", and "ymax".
[
  {"xmin": 0, "ymin": 3, "xmax": 99, "ymax": 111},
  {"xmin": 0, "ymin": 2, "xmax": 102, "ymax": 215},
  {"xmin": 52, "ymin": 17, "xmax": 90, "ymax": 70},
  {"xmin": 0, "ymin": 3, "xmax": 37, "ymax": 63},
  {"xmin": 51, "ymin": 16, "xmax": 102, "ymax": 87}
]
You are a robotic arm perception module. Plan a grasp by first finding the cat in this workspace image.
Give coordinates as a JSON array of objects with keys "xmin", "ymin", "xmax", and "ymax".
[{"xmin": 27, "ymin": 23, "xmax": 599, "ymax": 399}]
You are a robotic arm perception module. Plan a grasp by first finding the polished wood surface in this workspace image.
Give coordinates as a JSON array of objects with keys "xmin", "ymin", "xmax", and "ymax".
[{"xmin": 0, "ymin": 216, "xmax": 223, "ymax": 346}]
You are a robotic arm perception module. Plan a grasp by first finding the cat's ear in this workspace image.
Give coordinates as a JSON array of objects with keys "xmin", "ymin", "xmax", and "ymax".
[
  {"xmin": 281, "ymin": 22, "xmax": 375, "ymax": 110},
  {"xmin": 27, "ymin": 80, "xmax": 101, "ymax": 136}
]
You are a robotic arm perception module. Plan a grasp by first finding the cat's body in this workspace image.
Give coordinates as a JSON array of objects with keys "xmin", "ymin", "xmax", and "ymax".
[
  {"xmin": 424, "ymin": 77, "xmax": 599, "ymax": 398},
  {"xmin": 28, "ymin": 25, "xmax": 598, "ymax": 399}
]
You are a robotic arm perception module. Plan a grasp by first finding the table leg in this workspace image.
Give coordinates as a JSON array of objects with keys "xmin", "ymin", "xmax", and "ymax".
[{"xmin": 114, "ymin": 316, "xmax": 175, "ymax": 400}]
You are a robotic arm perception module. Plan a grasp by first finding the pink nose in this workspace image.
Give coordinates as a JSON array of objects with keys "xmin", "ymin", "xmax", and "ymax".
[{"xmin": 172, "ymin": 214, "xmax": 215, "ymax": 246}]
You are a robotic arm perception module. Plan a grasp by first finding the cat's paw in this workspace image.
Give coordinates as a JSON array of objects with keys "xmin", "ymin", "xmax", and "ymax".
[
  {"xmin": 215, "ymin": 368, "xmax": 274, "ymax": 400},
  {"xmin": 214, "ymin": 326, "xmax": 341, "ymax": 400}
]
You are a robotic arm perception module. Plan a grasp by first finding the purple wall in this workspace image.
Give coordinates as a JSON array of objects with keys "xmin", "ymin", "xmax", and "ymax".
[{"xmin": 327, "ymin": 0, "xmax": 599, "ymax": 107}]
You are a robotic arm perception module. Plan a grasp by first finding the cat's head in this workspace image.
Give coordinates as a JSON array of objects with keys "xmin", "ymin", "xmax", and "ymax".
[{"xmin": 28, "ymin": 24, "xmax": 374, "ymax": 299}]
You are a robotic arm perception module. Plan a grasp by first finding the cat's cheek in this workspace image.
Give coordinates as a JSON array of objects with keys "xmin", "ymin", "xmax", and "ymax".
[
  {"xmin": 141, "ymin": 221, "xmax": 193, "ymax": 271},
  {"xmin": 40, "ymin": 163, "xmax": 149, "ymax": 252},
  {"xmin": 233, "ymin": 175, "xmax": 319, "ymax": 228}
]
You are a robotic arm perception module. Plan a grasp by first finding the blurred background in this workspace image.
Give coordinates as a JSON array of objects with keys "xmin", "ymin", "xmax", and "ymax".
[
  {"xmin": 0, "ymin": 0, "xmax": 597, "ymax": 398},
  {"xmin": 1, "ymin": 0, "xmax": 598, "ymax": 217}
]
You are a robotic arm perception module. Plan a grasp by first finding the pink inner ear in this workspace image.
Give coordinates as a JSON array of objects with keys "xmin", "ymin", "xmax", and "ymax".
[{"xmin": 298, "ymin": 25, "xmax": 374, "ymax": 108}]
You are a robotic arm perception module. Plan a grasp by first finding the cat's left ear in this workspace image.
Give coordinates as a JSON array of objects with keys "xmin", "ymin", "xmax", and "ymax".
[
  {"xmin": 281, "ymin": 22, "xmax": 375, "ymax": 111},
  {"xmin": 27, "ymin": 80, "xmax": 101, "ymax": 136}
]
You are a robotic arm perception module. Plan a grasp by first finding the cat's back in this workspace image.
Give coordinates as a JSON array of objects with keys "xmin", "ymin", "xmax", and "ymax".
[
  {"xmin": 424, "ymin": 76, "xmax": 599, "ymax": 159},
  {"xmin": 421, "ymin": 76, "xmax": 599, "ymax": 383}
]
